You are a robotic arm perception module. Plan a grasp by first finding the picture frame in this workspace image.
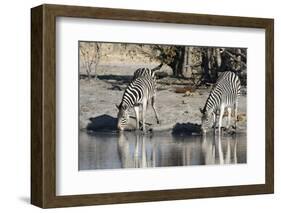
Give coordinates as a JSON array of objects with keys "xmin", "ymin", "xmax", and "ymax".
[{"xmin": 31, "ymin": 4, "xmax": 274, "ymax": 208}]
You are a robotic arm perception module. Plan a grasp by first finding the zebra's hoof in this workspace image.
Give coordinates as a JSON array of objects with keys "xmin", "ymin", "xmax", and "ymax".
[
  {"xmin": 157, "ymin": 120, "xmax": 161, "ymax": 125},
  {"xmin": 138, "ymin": 126, "xmax": 147, "ymax": 134},
  {"xmin": 135, "ymin": 129, "xmax": 144, "ymax": 135},
  {"xmin": 227, "ymin": 130, "xmax": 236, "ymax": 135},
  {"xmin": 139, "ymin": 129, "xmax": 150, "ymax": 135}
]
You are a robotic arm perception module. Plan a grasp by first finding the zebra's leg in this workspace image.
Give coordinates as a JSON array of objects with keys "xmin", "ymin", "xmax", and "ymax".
[
  {"xmin": 151, "ymin": 96, "xmax": 160, "ymax": 124},
  {"xmin": 234, "ymin": 136, "xmax": 238, "ymax": 163},
  {"xmin": 133, "ymin": 106, "xmax": 140, "ymax": 130},
  {"xmin": 212, "ymin": 111, "xmax": 217, "ymax": 134},
  {"xmin": 217, "ymin": 134, "xmax": 224, "ymax": 164},
  {"xmin": 212, "ymin": 111, "xmax": 217, "ymax": 129},
  {"xmin": 226, "ymin": 107, "xmax": 232, "ymax": 130},
  {"xmin": 139, "ymin": 100, "xmax": 149, "ymax": 129},
  {"xmin": 142, "ymin": 99, "xmax": 147, "ymax": 132},
  {"xmin": 218, "ymin": 105, "xmax": 225, "ymax": 134},
  {"xmin": 234, "ymin": 100, "xmax": 238, "ymax": 130}
]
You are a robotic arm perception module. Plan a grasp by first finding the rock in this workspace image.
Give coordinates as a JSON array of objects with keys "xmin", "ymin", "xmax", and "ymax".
[{"xmin": 155, "ymin": 71, "xmax": 168, "ymax": 79}]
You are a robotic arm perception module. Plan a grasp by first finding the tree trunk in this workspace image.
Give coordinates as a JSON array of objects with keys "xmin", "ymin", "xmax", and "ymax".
[
  {"xmin": 210, "ymin": 48, "xmax": 218, "ymax": 82},
  {"xmin": 86, "ymin": 64, "xmax": 91, "ymax": 81},
  {"xmin": 87, "ymin": 71, "xmax": 91, "ymax": 80},
  {"xmin": 93, "ymin": 64, "xmax": 98, "ymax": 80},
  {"xmin": 187, "ymin": 47, "xmax": 193, "ymax": 78},
  {"xmin": 181, "ymin": 47, "xmax": 188, "ymax": 77},
  {"xmin": 168, "ymin": 46, "xmax": 185, "ymax": 77},
  {"xmin": 215, "ymin": 48, "xmax": 222, "ymax": 69},
  {"xmin": 200, "ymin": 48, "xmax": 211, "ymax": 83}
]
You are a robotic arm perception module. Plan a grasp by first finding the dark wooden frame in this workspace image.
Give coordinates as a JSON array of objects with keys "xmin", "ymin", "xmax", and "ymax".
[{"xmin": 31, "ymin": 4, "xmax": 274, "ymax": 208}]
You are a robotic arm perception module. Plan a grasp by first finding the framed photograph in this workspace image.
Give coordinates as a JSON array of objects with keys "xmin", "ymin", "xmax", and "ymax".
[{"xmin": 31, "ymin": 4, "xmax": 274, "ymax": 208}]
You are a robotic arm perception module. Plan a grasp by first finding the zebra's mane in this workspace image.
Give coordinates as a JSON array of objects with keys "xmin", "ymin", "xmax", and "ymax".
[
  {"xmin": 203, "ymin": 83, "xmax": 222, "ymax": 114},
  {"xmin": 118, "ymin": 102, "xmax": 129, "ymax": 112},
  {"xmin": 133, "ymin": 63, "xmax": 163, "ymax": 78},
  {"xmin": 119, "ymin": 78, "xmax": 140, "ymax": 111},
  {"xmin": 202, "ymin": 71, "xmax": 240, "ymax": 114}
]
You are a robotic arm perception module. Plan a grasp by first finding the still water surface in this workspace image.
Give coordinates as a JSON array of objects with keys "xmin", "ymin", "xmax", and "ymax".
[{"xmin": 79, "ymin": 131, "xmax": 246, "ymax": 170}]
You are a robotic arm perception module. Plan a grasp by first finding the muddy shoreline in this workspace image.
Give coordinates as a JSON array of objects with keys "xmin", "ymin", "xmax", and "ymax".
[{"xmin": 80, "ymin": 75, "xmax": 247, "ymax": 134}]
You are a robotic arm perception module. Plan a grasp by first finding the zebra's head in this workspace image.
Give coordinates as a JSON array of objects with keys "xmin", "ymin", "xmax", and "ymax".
[
  {"xmin": 116, "ymin": 104, "xmax": 129, "ymax": 131},
  {"xmin": 200, "ymin": 108, "xmax": 213, "ymax": 133}
]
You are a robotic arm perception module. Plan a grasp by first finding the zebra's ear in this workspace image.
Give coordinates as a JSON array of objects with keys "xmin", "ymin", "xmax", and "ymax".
[
  {"xmin": 115, "ymin": 104, "xmax": 120, "ymax": 110},
  {"xmin": 199, "ymin": 108, "xmax": 204, "ymax": 114}
]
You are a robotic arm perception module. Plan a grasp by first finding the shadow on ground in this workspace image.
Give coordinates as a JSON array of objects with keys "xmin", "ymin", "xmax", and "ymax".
[
  {"xmin": 87, "ymin": 114, "xmax": 118, "ymax": 132},
  {"xmin": 81, "ymin": 74, "xmax": 134, "ymax": 91},
  {"xmin": 86, "ymin": 115, "xmax": 202, "ymax": 136},
  {"xmin": 80, "ymin": 74, "xmax": 132, "ymax": 84},
  {"xmin": 87, "ymin": 114, "xmax": 142, "ymax": 133},
  {"xmin": 172, "ymin": 122, "xmax": 202, "ymax": 136}
]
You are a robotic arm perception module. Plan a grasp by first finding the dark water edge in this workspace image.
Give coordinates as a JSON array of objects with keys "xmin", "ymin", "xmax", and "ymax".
[{"xmin": 79, "ymin": 131, "xmax": 247, "ymax": 170}]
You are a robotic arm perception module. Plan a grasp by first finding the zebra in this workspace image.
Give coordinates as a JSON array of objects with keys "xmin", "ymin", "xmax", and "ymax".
[
  {"xmin": 200, "ymin": 71, "xmax": 241, "ymax": 134},
  {"xmin": 116, "ymin": 64, "xmax": 162, "ymax": 131},
  {"xmin": 116, "ymin": 75, "xmax": 160, "ymax": 132}
]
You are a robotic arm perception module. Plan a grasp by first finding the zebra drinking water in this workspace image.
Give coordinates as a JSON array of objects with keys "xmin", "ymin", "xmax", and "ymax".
[
  {"xmin": 116, "ymin": 75, "xmax": 160, "ymax": 132},
  {"xmin": 116, "ymin": 64, "xmax": 162, "ymax": 131},
  {"xmin": 200, "ymin": 71, "xmax": 241, "ymax": 134}
]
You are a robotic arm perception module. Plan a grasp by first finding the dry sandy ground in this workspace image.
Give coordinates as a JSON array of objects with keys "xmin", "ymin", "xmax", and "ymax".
[{"xmin": 79, "ymin": 72, "xmax": 247, "ymax": 134}]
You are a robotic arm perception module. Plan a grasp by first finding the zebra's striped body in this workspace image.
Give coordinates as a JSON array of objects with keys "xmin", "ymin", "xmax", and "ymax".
[
  {"xmin": 117, "ymin": 75, "xmax": 160, "ymax": 131},
  {"xmin": 132, "ymin": 63, "xmax": 163, "ymax": 80},
  {"xmin": 201, "ymin": 71, "xmax": 241, "ymax": 133},
  {"xmin": 133, "ymin": 68, "xmax": 156, "ymax": 80}
]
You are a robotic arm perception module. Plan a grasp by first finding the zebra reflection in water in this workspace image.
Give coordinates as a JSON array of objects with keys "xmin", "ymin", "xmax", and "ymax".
[
  {"xmin": 117, "ymin": 132, "xmax": 239, "ymax": 169},
  {"xmin": 201, "ymin": 133, "xmax": 238, "ymax": 165},
  {"xmin": 117, "ymin": 132, "xmax": 156, "ymax": 168}
]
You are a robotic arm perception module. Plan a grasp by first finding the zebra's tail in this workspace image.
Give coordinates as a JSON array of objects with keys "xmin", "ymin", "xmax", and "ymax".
[{"xmin": 151, "ymin": 63, "xmax": 163, "ymax": 72}]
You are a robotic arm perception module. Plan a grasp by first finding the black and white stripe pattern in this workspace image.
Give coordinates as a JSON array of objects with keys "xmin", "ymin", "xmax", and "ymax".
[
  {"xmin": 133, "ymin": 67, "xmax": 155, "ymax": 80},
  {"xmin": 200, "ymin": 71, "xmax": 241, "ymax": 133},
  {"xmin": 117, "ymin": 75, "xmax": 160, "ymax": 131},
  {"xmin": 132, "ymin": 63, "xmax": 163, "ymax": 80}
]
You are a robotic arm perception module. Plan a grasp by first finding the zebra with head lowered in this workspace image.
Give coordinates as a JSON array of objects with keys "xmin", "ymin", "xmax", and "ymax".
[
  {"xmin": 200, "ymin": 71, "xmax": 241, "ymax": 134},
  {"xmin": 116, "ymin": 64, "xmax": 162, "ymax": 132}
]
